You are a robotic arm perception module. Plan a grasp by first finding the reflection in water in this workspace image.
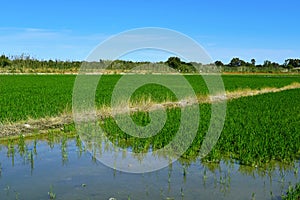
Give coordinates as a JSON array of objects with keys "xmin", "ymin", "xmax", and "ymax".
[{"xmin": 0, "ymin": 131, "xmax": 299, "ymax": 199}]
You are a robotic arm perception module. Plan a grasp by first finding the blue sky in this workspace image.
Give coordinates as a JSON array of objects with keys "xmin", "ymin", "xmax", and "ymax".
[{"xmin": 0, "ymin": 0, "xmax": 299, "ymax": 64}]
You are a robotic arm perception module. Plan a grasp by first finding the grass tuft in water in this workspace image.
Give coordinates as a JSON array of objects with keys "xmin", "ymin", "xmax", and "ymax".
[
  {"xmin": 282, "ymin": 183, "xmax": 300, "ymax": 200},
  {"xmin": 48, "ymin": 185, "xmax": 56, "ymax": 199}
]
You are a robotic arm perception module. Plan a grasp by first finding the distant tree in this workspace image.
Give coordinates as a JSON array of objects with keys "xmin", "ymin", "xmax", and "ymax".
[
  {"xmin": 166, "ymin": 57, "xmax": 181, "ymax": 70},
  {"xmin": 284, "ymin": 59, "xmax": 300, "ymax": 69},
  {"xmin": 0, "ymin": 54, "xmax": 11, "ymax": 67},
  {"xmin": 214, "ymin": 60, "xmax": 224, "ymax": 66},
  {"xmin": 263, "ymin": 60, "xmax": 272, "ymax": 67},
  {"xmin": 229, "ymin": 58, "xmax": 246, "ymax": 67},
  {"xmin": 271, "ymin": 62, "xmax": 280, "ymax": 68},
  {"xmin": 262, "ymin": 60, "xmax": 280, "ymax": 68},
  {"xmin": 245, "ymin": 62, "xmax": 253, "ymax": 67},
  {"xmin": 251, "ymin": 59, "xmax": 256, "ymax": 66}
]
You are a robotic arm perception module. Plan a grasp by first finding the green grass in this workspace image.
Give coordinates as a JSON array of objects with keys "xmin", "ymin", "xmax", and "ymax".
[
  {"xmin": 282, "ymin": 183, "xmax": 300, "ymax": 200},
  {"xmin": 0, "ymin": 74, "xmax": 300, "ymax": 122},
  {"xmin": 1, "ymin": 86, "xmax": 300, "ymax": 167},
  {"xmin": 0, "ymin": 75, "xmax": 74, "ymax": 122},
  {"xmin": 99, "ymin": 88, "xmax": 300, "ymax": 166},
  {"xmin": 221, "ymin": 74, "xmax": 300, "ymax": 91},
  {"xmin": 212, "ymin": 88, "xmax": 300, "ymax": 165}
]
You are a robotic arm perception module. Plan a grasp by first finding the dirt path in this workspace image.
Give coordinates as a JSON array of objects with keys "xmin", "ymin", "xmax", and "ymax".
[{"xmin": 1, "ymin": 82, "xmax": 300, "ymax": 138}]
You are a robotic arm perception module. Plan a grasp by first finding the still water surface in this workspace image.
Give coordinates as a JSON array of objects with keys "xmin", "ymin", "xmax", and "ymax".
[{"xmin": 0, "ymin": 134, "xmax": 299, "ymax": 200}]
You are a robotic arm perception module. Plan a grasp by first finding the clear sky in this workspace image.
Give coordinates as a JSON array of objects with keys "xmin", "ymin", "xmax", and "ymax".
[{"xmin": 1, "ymin": 0, "xmax": 299, "ymax": 64}]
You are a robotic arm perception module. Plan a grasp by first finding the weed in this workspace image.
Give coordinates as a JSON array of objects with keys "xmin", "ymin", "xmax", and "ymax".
[
  {"xmin": 282, "ymin": 183, "xmax": 300, "ymax": 200},
  {"xmin": 48, "ymin": 185, "xmax": 56, "ymax": 199}
]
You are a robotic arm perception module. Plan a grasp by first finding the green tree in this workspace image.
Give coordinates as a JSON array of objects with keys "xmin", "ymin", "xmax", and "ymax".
[
  {"xmin": 0, "ymin": 55, "xmax": 11, "ymax": 67},
  {"xmin": 166, "ymin": 57, "xmax": 181, "ymax": 70},
  {"xmin": 229, "ymin": 58, "xmax": 245, "ymax": 67},
  {"xmin": 284, "ymin": 59, "xmax": 300, "ymax": 69},
  {"xmin": 263, "ymin": 60, "xmax": 272, "ymax": 67},
  {"xmin": 251, "ymin": 59, "xmax": 256, "ymax": 66},
  {"xmin": 214, "ymin": 60, "xmax": 224, "ymax": 66}
]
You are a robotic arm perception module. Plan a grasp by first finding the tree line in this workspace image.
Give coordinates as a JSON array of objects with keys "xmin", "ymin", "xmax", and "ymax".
[
  {"xmin": 0, "ymin": 54, "xmax": 299, "ymax": 73},
  {"xmin": 215, "ymin": 57, "xmax": 300, "ymax": 69},
  {"xmin": 0, "ymin": 54, "xmax": 81, "ymax": 73},
  {"xmin": 215, "ymin": 57, "xmax": 300, "ymax": 73}
]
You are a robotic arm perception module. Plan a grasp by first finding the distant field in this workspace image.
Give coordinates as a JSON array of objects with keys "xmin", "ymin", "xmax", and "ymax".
[{"xmin": 0, "ymin": 74, "xmax": 300, "ymax": 122}]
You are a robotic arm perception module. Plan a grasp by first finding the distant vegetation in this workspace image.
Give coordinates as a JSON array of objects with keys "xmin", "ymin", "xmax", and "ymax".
[
  {"xmin": 0, "ymin": 54, "xmax": 300, "ymax": 73},
  {"xmin": 0, "ymin": 54, "xmax": 81, "ymax": 73},
  {"xmin": 217, "ymin": 57, "xmax": 300, "ymax": 73}
]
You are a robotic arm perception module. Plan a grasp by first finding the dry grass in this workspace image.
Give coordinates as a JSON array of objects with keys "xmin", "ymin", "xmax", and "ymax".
[{"xmin": 225, "ymin": 82, "xmax": 300, "ymax": 100}]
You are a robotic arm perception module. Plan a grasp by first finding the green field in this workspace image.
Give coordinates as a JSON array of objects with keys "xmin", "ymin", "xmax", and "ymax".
[
  {"xmin": 99, "ymin": 88, "xmax": 300, "ymax": 166},
  {"xmin": 1, "ymin": 74, "xmax": 300, "ymax": 199},
  {"xmin": 1, "ymin": 74, "xmax": 299, "ymax": 166},
  {"xmin": 1, "ymin": 74, "xmax": 300, "ymax": 122}
]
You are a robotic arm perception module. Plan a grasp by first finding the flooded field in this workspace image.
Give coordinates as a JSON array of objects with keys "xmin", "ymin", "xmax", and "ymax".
[
  {"xmin": 1, "ymin": 75, "xmax": 300, "ymax": 199},
  {"xmin": 0, "ymin": 133, "xmax": 299, "ymax": 200}
]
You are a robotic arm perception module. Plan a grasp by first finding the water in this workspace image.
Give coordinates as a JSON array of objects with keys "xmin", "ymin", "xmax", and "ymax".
[{"xmin": 0, "ymin": 134, "xmax": 299, "ymax": 200}]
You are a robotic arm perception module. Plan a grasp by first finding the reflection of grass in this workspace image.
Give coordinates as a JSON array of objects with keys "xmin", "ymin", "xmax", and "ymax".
[
  {"xmin": 18, "ymin": 135, "xmax": 26, "ymax": 156},
  {"xmin": 7, "ymin": 139, "xmax": 15, "ymax": 166},
  {"xmin": 61, "ymin": 133, "xmax": 68, "ymax": 164},
  {"xmin": 29, "ymin": 150, "xmax": 34, "ymax": 173},
  {"xmin": 282, "ymin": 183, "xmax": 300, "ymax": 200},
  {"xmin": 4, "ymin": 185, "xmax": 20, "ymax": 200},
  {"xmin": 0, "ymin": 129, "xmax": 80, "ymax": 172},
  {"xmin": 4, "ymin": 185, "xmax": 10, "ymax": 196},
  {"xmin": 76, "ymin": 135, "xmax": 83, "ymax": 157},
  {"xmin": 251, "ymin": 192, "xmax": 256, "ymax": 200}
]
